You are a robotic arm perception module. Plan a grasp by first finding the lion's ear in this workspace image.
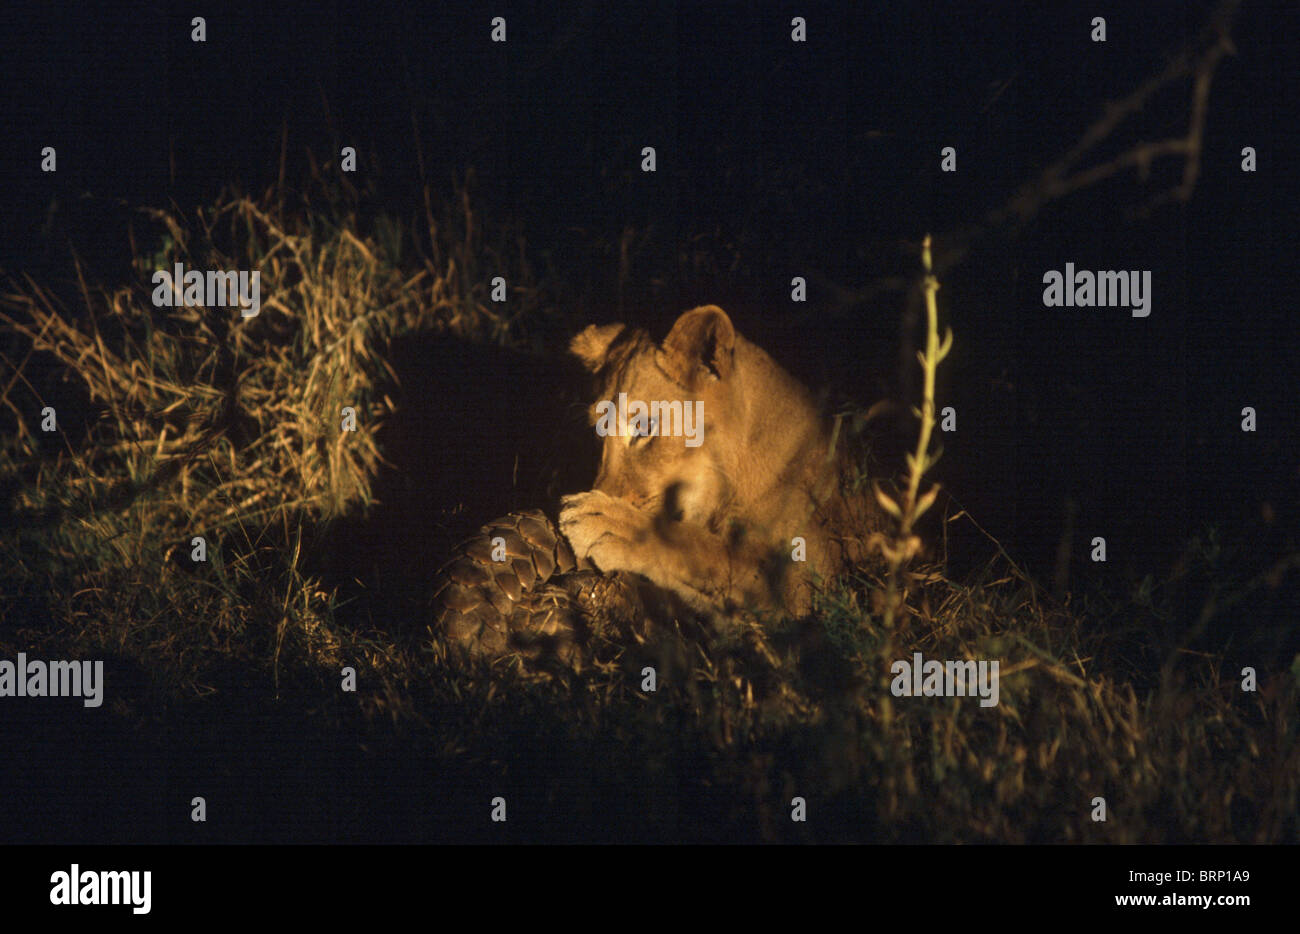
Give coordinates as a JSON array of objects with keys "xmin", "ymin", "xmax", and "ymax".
[
  {"xmin": 661, "ymin": 305, "xmax": 736, "ymax": 383},
  {"xmin": 570, "ymin": 323, "xmax": 625, "ymax": 373}
]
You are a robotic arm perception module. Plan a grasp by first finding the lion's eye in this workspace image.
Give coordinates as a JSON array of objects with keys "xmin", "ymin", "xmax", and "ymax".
[{"xmin": 630, "ymin": 417, "xmax": 657, "ymax": 447}]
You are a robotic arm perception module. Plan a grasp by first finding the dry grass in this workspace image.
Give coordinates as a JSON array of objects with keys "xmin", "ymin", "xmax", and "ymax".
[
  {"xmin": 0, "ymin": 173, "xmax": 550, "ymax": 694},
  {"xmin": 0, "ymin": 177, "xmax": 1295, "ymax": 843}
]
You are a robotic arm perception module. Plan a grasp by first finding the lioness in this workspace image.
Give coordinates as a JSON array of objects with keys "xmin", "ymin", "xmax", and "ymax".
[{"xmin": 560, "ymin": 305, "xmax": 881, "ymax": 620}]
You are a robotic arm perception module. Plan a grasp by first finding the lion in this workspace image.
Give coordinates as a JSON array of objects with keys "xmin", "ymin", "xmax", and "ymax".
[{"xmin": 560, "ymin": 304, "xmax": 882, "ymax": 621}]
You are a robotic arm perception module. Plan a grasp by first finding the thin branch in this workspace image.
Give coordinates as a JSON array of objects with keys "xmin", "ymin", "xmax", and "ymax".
[{"xmin": 983, "ymin": 0, "xmax": 1240, "ymax": 237}]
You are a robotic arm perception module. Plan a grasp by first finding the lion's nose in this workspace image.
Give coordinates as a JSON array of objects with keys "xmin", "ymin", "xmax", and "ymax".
[{"xmin": 593, "ymin": 471, "xmax": 623, "ymax": 497}]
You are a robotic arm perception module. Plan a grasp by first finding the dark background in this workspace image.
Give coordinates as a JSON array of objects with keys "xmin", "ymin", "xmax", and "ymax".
[{"xmin": 1, "ymin": 0, "xmax": 1294, "ymax": 636}]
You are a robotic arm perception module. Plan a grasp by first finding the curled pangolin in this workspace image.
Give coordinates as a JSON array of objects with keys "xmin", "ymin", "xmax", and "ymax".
[{"xmin": 430, "ymin": 508, "xmax": 691, "ymax": 665}]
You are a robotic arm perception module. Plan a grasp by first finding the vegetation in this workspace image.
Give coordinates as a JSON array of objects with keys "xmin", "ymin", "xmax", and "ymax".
[{"xmin": 1, "ymin": 176, "xmax": 1295, "ymax": 843}]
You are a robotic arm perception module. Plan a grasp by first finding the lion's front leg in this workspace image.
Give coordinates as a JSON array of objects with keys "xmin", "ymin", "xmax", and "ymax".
[{"xmin": 559, "ymin": 490, "xmax": 781, "ymax": 614}]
